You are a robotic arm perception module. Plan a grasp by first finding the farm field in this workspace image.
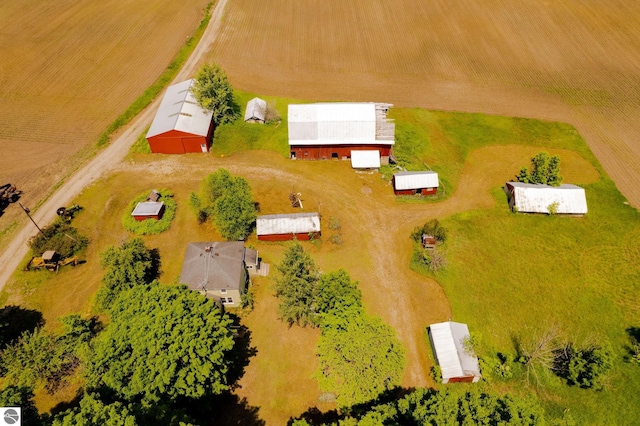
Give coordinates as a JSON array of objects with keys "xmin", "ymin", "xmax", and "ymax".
[
  {"xmin": 0, "ymin": 0, "xmax": 210, "ymax": 230},
  {"xmin": 207, "ymin": 0, "xmax": 640, "ymax": 208},
  {"xmin": 3, "ymin": 100, "xmax": 638, "ymax": 424}
]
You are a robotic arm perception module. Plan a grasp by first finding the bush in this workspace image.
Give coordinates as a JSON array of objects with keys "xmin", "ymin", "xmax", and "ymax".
[
  {"xmin": 28, "ymin": 221, "xmax": 88, "ymax": 258},
  {"xmin": 553, "ymin": 343, "xmax": 613, "ymax": 389},
  {"xmin": 410, "ymin": 219, "xmax": 447, "ymax": 244},
  {"xmin": 121, "ymin": 189, "xmax": 176, "ymax": 235}
]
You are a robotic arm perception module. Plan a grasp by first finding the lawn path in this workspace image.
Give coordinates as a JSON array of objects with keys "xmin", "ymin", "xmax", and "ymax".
[{"xmin": 0, "ymin": 0, "xmax": 230, "ymax": 291}]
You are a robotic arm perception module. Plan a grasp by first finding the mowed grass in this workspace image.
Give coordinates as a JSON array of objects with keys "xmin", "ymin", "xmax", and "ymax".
[{"xmin": 3, "ymin": 98, "xmax": 638, "ymax": 423}]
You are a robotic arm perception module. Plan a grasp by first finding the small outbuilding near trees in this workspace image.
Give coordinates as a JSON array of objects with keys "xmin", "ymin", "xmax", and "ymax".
[
  {"xmin": 393, "ymin": 171, "xmax": 439, "ymax": 196},
  {"xmin": 257, "ymin": 212, "xmax": 321, "ymax": 241},
  {"xmin": 505, "ymin": 182, "xmax": 587, "ymax": 215},
  {"xmin": 244, "ymin": 97, "xmax": 267, "ymax": 123},
  {"xmin": 429, "ymin": 321, "xmax": 481, "ymax": 384},
  {"xmin": 146, "ymin": 79, "xmax": 214, "ymax": 154}
]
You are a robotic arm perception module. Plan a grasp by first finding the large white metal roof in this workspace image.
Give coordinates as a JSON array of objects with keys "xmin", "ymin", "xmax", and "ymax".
[
  {"xmin": 506, "ymin": 182, "xmax": 588, "ymax": 214},
  {"xmin": 393, "ymin": 171, "xmax": 439, "ymax": 190},
  {"xmin": 430, "ymin": 321, "xmax": 481, "ymax": 382},
  {"xmin": 288, "ymin": 103, "xmax": 394, "ymax": 146},
  {"xmin": 244, "ymin": 97, "xmax": 267, "ymax": 122},
  {"xmin": 256, "ymin": 212, "xmax": 320, "ymax": 236},
  {"xmin": 350, "ymin": 150, "xmax": 381, "ymax": 169},
  {"xmin": 131, "ymin": 201, "xmax": 164, "ymax": 216},
  {"xmin": 146, "ymin": 79, "xmax": 214, "ymax": 138}
]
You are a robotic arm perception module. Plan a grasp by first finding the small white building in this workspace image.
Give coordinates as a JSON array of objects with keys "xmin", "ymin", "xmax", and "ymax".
[
  {"xmin": 244, "ymin": 97, "xmax": 267, "ymax": 123},
  {"xmin": 429, "ymin": 321, "xmax": 481, "ymax": 384},
  {"xmin": 350, "ymin": 150, "xmax": 381, "ymax": 169},
  {"xmin": 256, "ymin": 212, "xmax": 321, "ymax": 241},
  {"xmin": 393, "ymin": 171, "xmax": 439, "ymax": 196},
  {"xmin": 505, "ymin": 182, "xmax": 587, "ymax": 215}
]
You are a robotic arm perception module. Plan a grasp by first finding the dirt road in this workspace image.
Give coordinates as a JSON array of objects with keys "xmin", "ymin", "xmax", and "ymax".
[{"xmin": 0, "ymin": 0, "xmax": 230, "ymax": 291}]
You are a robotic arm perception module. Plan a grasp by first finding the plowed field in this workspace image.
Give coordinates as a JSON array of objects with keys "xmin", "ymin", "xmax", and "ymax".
[{"xmin": 207, "ymin": 0, "xmax": 640, "ymax": 207}]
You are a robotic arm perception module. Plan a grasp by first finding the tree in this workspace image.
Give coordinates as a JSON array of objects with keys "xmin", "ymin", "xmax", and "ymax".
[
  {"xmin": 314, "ymin": 269, "xmax": 362, "ymax": 326},
  {"xmin": 553, "ymin": 343, "xmax": 612, "ymax": 389},
  {"xmin": 516, "ymin": 151, "xmax": 563, "ymax": 186},
  {"xmin": 410, "ymin": 219, "xmax": 447, "ymax": 244},
  {"xmin": 191, "ymin": 63, "xmax": 238, "ymax": 126},
  {"xmin": 53, "ymin": 393, "xmax": 138, "ymax": 426},
  {"xmin": 85, "ymin": 283, "xmax": 235, "ymax": 403},
  {"xmin": 275, "ymin": 243, "xmax": 319, "ymax": 327},
  {"xmin": 0, "ymin": 386, "xmax": 44, "ymax": 426},
  {"xmin": 192, "ymin": 169, "xmax": 257, "ymax": 241},
  {"xmin": 28, "ymin": 220, "xmax": 88, "ymax": 258},
  {"xmin": 97, "ymin": 238, "xmax": 160, "ymax": 310},
  {"xmin": 316, "ymin": 314, "xmax": 405, "ymax": 408}
]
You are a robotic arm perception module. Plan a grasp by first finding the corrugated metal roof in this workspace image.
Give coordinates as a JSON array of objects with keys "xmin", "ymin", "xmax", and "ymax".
[
  {"xmin": 430, "ymin": 321, "xmax": 481, "ymax": 381},
  {"xmin": 146, "ymin": 79, "xmax": 214, "ymax": 138},
  {"xmin": 351, "ymin": 150, "xmax": 381, "ymax": 168},
  {"xmin": 256, "ymin": 212, "xmax": 320, "ymax": 236},
  {"xmin": 506, "ymin": 182, "xmax": 588, "ymax": 214},
  {"xmin": 131, "ymin": 201, "xmax": 164, "ymax": 216},
  {"xmin": 394, "ymin": 171, "xmax": 439, "ymax": 190},
  {"xmin": 180, "ymin": 242, "xmax": 246, "ymax": 291},
  {"xmin": 244, "ymin": 97, "xmax": 267, "ymax": 122},
  {"xmin": 288, "ymin": 103, "xmax": 395, "ymax": 146}
]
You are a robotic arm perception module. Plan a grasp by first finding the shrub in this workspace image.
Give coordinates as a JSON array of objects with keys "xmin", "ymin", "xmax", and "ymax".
[
  {"xmin": 122, "ymin": 189, "xmax": 176, "ymax": 235},
  {"xmin": 553, "ymin": 343, "xmax": 613, "ymax": 389},
  {"xmin": 28, "ymin": 221, "xmax": 88, "ymax": 258},
  {"xmin": 410, "ymin": 219, "xmax": 447, "ymax": 244}
]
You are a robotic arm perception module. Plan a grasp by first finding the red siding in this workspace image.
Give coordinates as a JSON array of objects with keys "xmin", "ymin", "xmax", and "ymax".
[
  {"xmin": 393, "ymin": 188, "xmax": 438, "ymax": 196},
  {"xmin": 133, "ymin": 205, "xmax": 165, "ymax": 221},
  {"xmin": 147, "ymin": 123, "xmax": 214, "ymax": 154},
  {"xmin": 290, "ymin": 144, "xmax": 391, "ymax": 160},
  {"xmin": 447, "ymin": 376, "xmax": 475, "ymax": 383},
  {"xmin": 258, "ymin": 232, "xmax": 321, "ymax": 242}
]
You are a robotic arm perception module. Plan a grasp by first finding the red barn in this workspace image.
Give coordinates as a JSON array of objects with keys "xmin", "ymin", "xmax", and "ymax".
[
  {"xmin": 393, "ymin": 171, "xmax": 439, "ymax": 196},
  {"xmin": 146, "ymin": 79, "xmax": 214, "ymax": 154},
  {"xmin": 131, "ymin": 202, "xmax": 165, "ymax": 221},
  {"xmin": 257, "ymin": 212, "xmax": 321, "ymax": 241},
  {"xmin": 288, "ymin": 103, "xmax": 394, "ymax": 164}
]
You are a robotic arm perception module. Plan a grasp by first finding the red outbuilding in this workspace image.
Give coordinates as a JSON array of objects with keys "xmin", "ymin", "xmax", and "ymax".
[
  {"xmin": 393, "ymin": 171, "xmax": 439, "ymax": 196},
  {"xmin": 288, "ymin": 103, "xmax": 394, "ymax": 164},
  {"xmin": 131, "ymin": 202, "xmax": 165, "ymax": 221},
  {"xmin": 256, "ymin": 212, "xmax": 321, "ymax": 241},
  {"xmin": 146, "ymin": 79, "xmax": 214, "ymax": 154}
]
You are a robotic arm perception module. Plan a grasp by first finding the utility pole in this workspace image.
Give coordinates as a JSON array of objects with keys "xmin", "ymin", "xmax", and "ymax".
[{"xmin": 19, "ymin": 202, "xmax": 47, "ymax": 240}]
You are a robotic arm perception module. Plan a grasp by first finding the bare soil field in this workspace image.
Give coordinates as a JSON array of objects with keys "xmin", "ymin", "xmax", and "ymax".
[
  {"xmin": 0, "ymin": 0, "xmax": 210, "ymax": 224},
  {"xmin": 207, "ymin": 0, "xmax": 640, "ymax": 207}
]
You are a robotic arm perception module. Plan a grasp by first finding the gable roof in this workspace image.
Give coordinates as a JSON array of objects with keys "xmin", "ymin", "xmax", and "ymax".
[
  {"xmin": 256, "ymin": 212, "xmax": 320, "ymax": 236},
  {"xmin": 146, "ymin": 79, "xmax": 214, "ymax": 138},
  {"xmin": 351, "ymin": 150, "xmax": 381, "ymax": 168},
  {"xmin": 244, "ymin": 97, "xmax": 267, "ymax": 122},
  {"xmin": 131, "ymin": 201, "xmax": 164, "ymax": 216},
  {"xmin": 506, "ymin": 182, "xmax": 588, "ymax": 214},
  {"xmin": 180, "ymin": 242, "xmax": 246, "ymax": 292},
  {"xmin": 288, "ymin": 102, "xmax": 395, "ymax": 146},
  {"xmin": 393, "ymin": 171, "xmax": 439, "ymax": 190},
  {"xmin": 430, "ymin": 321, "xmax": 481, "ymax": 381}
]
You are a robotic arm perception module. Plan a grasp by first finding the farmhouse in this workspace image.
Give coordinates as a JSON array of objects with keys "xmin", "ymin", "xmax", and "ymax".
[
  {"xmin": 505, "ymin": 182, "xmax": 588, "ymax": 215},
  {"xmin": 146, "ymin": 79, "xmax": 214, "ymax": 154},
  {"xmin": 288, "ymin": 102, "xmax": 394, "ymax": 163},
  {"xmin": 257, "ymin": 212, "xmax": 321, "ymax": 241},
  {"xmin": 429, "ymin": 321, "xmax": 481, "ymax": 384},
  {"xmin": 180, "ymin": 242, "xmax": 258, "ymax": 307},
  {"xmin": 350, "ymin": 150, "xmax": 381, "ymax": 170},
  {"xmin": 244, "ymin": 97, "xmax": 267, "ymax": 123},
  {"xmin": 393, "ymin": 171, "xmax": 439, "ymax": 195}
]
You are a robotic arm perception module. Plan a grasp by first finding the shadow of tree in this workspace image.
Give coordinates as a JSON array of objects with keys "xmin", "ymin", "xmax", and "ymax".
[
  {"xmin": 0, "ymin": 305, "xmax": 44, "ymax": 348},
  {"xmin": 225, "ymin": 314, "xmax": 258, "ymax": 389},
  {"xmin": 625, "ymin": 326, "xmax": 640, "ymax": 362},
  {"xmin": 183, "ymin": 392, "xmax": 265, "ymax": 426}
]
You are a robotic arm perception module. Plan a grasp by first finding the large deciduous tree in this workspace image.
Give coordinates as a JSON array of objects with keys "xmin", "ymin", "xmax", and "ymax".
[
  {"xmin": 314, "ymin": 269, "xmax": 362, "ymax": 327},
  {"xmin": 97, "ymin": 238, "xmax": 160, "ymax": 310},
  {"xmin": 191, "ymin": 63, "xmax": 238, "ymax": 126},
  {"xmin": 86, "ymin": 283, "xmax": 234, "ymax": 403},
  {"xmin": 52, "ymin": 393, "xmax": 138, "ymax": 426},
  {"xmin": 316, "ymin": 314, "xmax": 405, "ymax": 408}
]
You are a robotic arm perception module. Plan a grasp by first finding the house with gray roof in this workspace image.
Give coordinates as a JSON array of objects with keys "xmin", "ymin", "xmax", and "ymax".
[{"xmin": 180, "ymin": 242, "xmax": 258, "ymax": 307}]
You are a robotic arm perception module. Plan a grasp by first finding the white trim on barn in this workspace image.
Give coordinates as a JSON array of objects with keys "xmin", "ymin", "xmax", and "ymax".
[
  {"xmin": 393, "ymin": 171, "xmax": 439, "ymax": 190},
  {"xmin": 429, "ymin": 321, "xmax": 481, "ymax": 384},
  {"xmin": 146, "ymin": 79, "xmax": 213, "ymax": 139},
  {"xmin": 350, "ymin": 150, "xmax": 381, "ymax": 169},
  {"xmin": 505, "ymin": 182, "xmax": 587, "ymax": 215},
  {"xmin": 257, "ymin": 212, "xmax": 320, "ymax": 236},
  {"xmin": 288, "ymin": 103, "xmax": 395, "ymax": 146},
  {"xmin": 244, "ymin": 97, "xmax": 267, "ymax": 123}
]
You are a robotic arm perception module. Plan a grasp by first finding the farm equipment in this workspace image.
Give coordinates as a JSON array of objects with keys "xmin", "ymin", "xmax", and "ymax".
[
  {"xmin": 25, "ymin": 251, "xmax": 79, "ymax": 272},
  {"xmin": 0, "ymin": 183, "xmax": 21, "ymax": 211},
  {"xmin": 56, "ymin": 204, "xmax": 83, "ymax": 222},
  {"xmin": 289, "ymin": 192, "xmax": 303, "ymax": 208}
]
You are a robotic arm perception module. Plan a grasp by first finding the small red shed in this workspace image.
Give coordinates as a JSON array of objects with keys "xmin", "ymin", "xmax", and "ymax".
[
  {"xmin": 131, "ymin": 202, "xmax": 165, "ymax": 221},
  {"xmin": 256, "ymin": 212, "xmax": 321, "ymax": 241},
  {"xmin": 146, "ymin": 79, "xmax": 214, "ymax": 154}
]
